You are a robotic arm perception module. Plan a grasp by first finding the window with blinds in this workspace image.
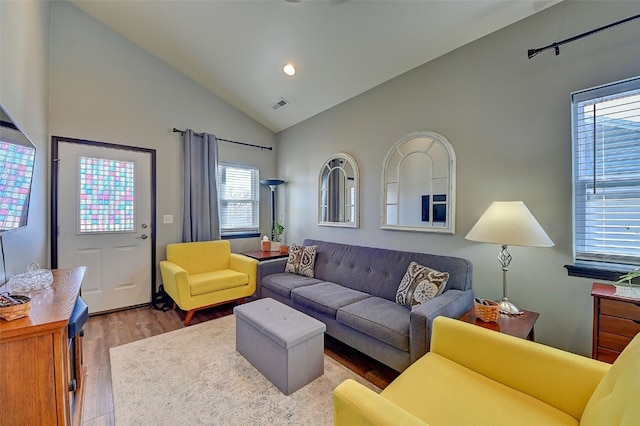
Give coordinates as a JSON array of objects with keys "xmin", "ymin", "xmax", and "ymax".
[
  {"xmin": 218, "ymin": 163, "xmax": 259, "ymax": 235},
  {"xmin": 572, "ymin": 76, "xmax": 640, "ymax": 266}
]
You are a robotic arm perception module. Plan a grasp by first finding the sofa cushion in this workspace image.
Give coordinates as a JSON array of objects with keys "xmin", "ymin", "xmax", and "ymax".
[
  {"xmin": 336, "ymin": 297, "xmax": 410, "ymax": 351},
  {"xmin": 261, "ymin": 272, "xmax": 322, "ymax": 299},
  {"xmin": 291, "ymin": 282, "xmax": 370, "ymax": 318},
  {"xmin": 581, "ymin": 333, "xmax": 640, "ymax": 426},
  {"xmin": 284, "ymin": 243, "xmax": 317, "ymax": 277},
  {"xmin": 396, "ymin": 262, "xmax": 449, "ymax": 307},
  {"xmin": 189, "ymin": 270, "xmax": 248, "ymax": 296},
  {"xmin": 381, "ymin": 352, "xmax": 579, "ymax": 426}
]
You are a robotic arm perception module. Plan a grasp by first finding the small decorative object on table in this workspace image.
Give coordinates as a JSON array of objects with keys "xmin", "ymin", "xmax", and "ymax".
[
  {"xmin": 474, "ymin": 298, "xmax": 500, "ymax": 323},
  {"xmin": 7, "ymin": 263, "xmax": 54, "ymax": 292},
  {"xmin": 261, "ymin": 236, "xmax": 271, "ymax": 251},
  {"xmin": 615, "ymin": 267, "xmax": 640, "ymax": 299},
  {"xmin": 0, "ymin": 293, "xmax": 31, "ymax": 321},
  {"xmin": 271, "ymin": 222, "xmax": 284, "ymax": 251}
]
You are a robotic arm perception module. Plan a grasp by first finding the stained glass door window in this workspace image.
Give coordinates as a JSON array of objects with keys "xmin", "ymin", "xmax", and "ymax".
[{"xmin": 78, "ymin": 156, "xmax": 135, "ymax": 233}]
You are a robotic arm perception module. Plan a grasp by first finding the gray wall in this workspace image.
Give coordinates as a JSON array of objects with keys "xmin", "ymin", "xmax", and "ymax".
[
  {"xmin": 48, "ymin": 2, "xmax": 278, "ymax": 292},
  {"xmin": 0, "ymin": 1, "xmax": 50, "ymax": 282},
  {"xmin": 277, "ymin": 1, "xmax": 640, "ymax": 355}
]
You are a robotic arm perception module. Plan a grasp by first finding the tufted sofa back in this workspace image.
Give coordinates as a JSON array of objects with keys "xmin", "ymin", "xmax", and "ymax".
[{"xmin": 303, "ymin": 239, "xmax": 472, "ymax": 302}]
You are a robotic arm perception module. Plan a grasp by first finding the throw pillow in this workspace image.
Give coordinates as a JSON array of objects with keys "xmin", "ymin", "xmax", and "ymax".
[
  {"xmin": 285, "ymin": 243, "xmax": 317, "ymax": 278},
  {"xmin": 396, "ymin": 261, "xmax": 449, "ymax": 308}
]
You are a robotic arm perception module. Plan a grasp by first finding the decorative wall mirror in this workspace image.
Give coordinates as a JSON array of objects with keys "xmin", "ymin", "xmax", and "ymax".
[
  {"xmin": 381, "ymin": 131, "xmax": 456, "ymax": 234},
  {"xmin": 318, "ymin": 152, "xmax": 359, "ymax": 228}
]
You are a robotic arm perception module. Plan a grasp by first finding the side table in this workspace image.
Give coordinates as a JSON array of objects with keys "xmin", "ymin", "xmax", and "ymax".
[
  {"xmin": 458, "ymin": 307, "xmax": 539, "ymax": 341},
  {"xmin": 242, "ymin": 250, "xmax": 289, "ymax": 261}
]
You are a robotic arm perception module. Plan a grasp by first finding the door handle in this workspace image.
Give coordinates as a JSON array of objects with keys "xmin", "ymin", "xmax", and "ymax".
[{"xmin": 136, "ymin": 234, "xmax": 148, "ymax": 240}]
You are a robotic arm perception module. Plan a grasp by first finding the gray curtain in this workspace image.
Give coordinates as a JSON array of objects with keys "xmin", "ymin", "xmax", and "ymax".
[{"xmin": 182, "ymin": 129, "xmax": 221, "ymax": 242}]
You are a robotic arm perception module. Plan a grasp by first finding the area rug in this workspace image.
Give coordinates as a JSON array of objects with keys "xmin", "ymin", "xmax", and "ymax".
[{"xmin": 110, "ymin": 314, "xmax": 379, "ymax": 425}]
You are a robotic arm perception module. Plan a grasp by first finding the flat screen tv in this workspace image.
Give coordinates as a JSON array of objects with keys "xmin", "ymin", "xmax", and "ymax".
[{"xmin": 0, "ymin": 105, "xmax": 36, "ymax": 233}]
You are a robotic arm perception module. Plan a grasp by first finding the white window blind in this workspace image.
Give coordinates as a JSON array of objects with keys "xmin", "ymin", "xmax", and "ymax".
[
  {"xmin": 218, "ymin": 163, "xmax": 259, "ymax": 234},
  {"xmin": 572, "ymin": 76, "xmax": 640, "ymax": 265}
]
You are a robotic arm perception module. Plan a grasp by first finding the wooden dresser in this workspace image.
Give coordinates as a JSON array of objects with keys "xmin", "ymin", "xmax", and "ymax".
[
  {"xmin": 591, "ymin": 282, "xmax": 640, "ymax": 363},
  {"xmin": 0, "ymin": 267, "xmax": 86, "ymax": 425}
]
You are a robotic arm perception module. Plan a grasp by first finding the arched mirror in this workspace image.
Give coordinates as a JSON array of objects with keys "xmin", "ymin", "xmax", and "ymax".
[
  {"xmin": 318, "ymin": 152, "xmax": 359, "ymax": 228},
  {"xmin": 381, "ymin": 131, "xmax": 456, "ymax": 234}
]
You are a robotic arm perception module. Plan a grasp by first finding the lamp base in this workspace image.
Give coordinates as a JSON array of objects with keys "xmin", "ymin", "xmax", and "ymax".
[{"xmin": 497, "ymin": 298, "xmax": 523, "ymax": 315}]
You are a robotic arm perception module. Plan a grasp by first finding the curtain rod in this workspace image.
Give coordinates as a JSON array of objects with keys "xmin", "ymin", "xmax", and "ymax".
[
  {"xmin": 528, "ymin": 13, "xmax": 640, "ymax": 59},
  {"xmin": 172, "ymin": 127, "xmax": 272, "ymax": 151}
]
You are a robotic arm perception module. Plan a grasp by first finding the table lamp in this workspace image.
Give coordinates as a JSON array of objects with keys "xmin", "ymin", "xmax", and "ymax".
[
  {"xmin": 465, "ymin": 201, "xmax": 554, "ymax": 315},
  {"xmin": 260, "ymin": 178, "xmax": 285, "ymax": 241}
]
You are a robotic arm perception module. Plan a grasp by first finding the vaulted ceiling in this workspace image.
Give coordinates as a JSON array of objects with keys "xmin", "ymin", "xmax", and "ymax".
[{"xmin": 70, "ymin": 0, "xmax": 561, "ymax": 132}]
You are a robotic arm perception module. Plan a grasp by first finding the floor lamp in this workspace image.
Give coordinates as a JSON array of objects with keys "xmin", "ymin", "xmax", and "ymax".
[
  {"xmin": 260, "ymin": 178, "xmax": 285, "ymax": 241},
  {"xmin": 465, "ymin": 201, "xmax": 554, "ymax": 315}
]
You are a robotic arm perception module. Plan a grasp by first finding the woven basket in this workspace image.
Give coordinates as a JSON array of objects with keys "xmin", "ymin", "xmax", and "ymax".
[
  {"xmin": 0, "ymin": 294, "xmax": 32, "ymax": 321},
  {"xmin": 474, "ymin": 299, "xmax": 499, "ymax": 323}
]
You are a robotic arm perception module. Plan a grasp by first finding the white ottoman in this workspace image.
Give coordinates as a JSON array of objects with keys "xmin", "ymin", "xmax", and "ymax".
[{"xmin": 234, "ymin": 298, "xmax": 326, "ymax": 395}]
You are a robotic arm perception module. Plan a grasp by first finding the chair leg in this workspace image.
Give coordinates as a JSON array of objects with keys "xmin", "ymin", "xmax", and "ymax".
[{"xmin": 184, "ymin": 310, "xmax": 196, "ymax": 326}]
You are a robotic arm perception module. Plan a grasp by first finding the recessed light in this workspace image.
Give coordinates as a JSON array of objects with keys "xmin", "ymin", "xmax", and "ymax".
[{"xmin": 283, "ymin": 63, "xmax": 296, "ymax": 76}]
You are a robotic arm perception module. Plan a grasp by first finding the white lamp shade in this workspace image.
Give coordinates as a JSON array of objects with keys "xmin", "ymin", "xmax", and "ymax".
[{"xmin": 465, "ymin": 201, "xmax": 554, "ymax": 247}]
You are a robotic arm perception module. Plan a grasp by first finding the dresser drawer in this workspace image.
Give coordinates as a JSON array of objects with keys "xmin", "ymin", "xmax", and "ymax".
[
  {"xmin": 596, "ymin": 346, "xmax": 621, "ymax": 363},
  {"xmin": 600, "ymin": 298, "xmax": 640, "ymax": 321},
  {"xmin": 599, "ymin": 314, "xmax": 640, "ymax": 337},
  {"xmin": 598, "ymin": 330, "xmax": 634, "ymax": 352}
]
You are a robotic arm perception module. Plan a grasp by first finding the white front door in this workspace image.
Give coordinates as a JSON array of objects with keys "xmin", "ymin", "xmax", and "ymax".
[{"xmin": 57, "ymin": 142, "xmax": 152, "ymax": 313}]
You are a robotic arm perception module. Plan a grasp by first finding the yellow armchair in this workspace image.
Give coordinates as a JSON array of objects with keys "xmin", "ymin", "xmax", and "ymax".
[
  {"xmin": 159, "ymin": 240, "xmax": 258, "ymax": 325},
  {"xmin": 334, "ymin": 315, "xmax": 640, "ymax": 426}
]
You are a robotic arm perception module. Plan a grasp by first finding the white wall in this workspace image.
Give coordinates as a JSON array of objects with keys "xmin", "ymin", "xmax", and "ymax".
[
  {"xmin": 277, "ymin": 1, "xmax": 640, "ymax": 355},
  {"xmin": 0, "ymin": 1, "xmax": 50, "ymax": 283},
  {"xmin": 48, "ymin": 2, "xmax": 277, "ymax": 292}
]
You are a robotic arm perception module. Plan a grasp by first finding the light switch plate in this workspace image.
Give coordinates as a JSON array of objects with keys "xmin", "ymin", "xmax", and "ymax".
[{"xmin": 163, "ymin": 215, "xmax": 174, "ymax": 224}]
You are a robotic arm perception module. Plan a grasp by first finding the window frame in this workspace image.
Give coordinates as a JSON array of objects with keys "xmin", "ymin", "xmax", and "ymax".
[
  {"xmin": 217, "ymin": 162, "xmax": 260, "ymax": 238},
  {"xmin": 568, "ymin": 75, "xmax": 640, "ymax": 279}
]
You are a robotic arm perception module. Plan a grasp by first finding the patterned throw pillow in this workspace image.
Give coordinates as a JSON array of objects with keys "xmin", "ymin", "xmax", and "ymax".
[
  {"xmin": 285, "ymin": 243, "xmax": 318, "ymax": 278},
  {"xmin": 396, "ymin": 261, "xmax": 449, "ymax": 308}
]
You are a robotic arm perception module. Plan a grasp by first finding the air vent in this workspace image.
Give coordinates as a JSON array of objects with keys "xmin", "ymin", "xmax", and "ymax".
[{"xmin": 271, "ymin": 98, "xmax": 290, "ymax": 110}]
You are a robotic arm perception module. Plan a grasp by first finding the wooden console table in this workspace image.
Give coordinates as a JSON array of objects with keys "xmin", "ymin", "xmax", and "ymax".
[
  {"xmin": 458, "ymin": 307, "xmax": 539, "ymax": 341},
  {"xmin": 0, "ymin": 267, "xmax": 86, "ymax": 425}
]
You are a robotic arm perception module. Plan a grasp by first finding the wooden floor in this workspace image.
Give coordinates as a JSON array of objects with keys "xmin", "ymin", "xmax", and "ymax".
[{"xmin": 80, "ymin": 302, "xmax": 400, "ymax": 425}]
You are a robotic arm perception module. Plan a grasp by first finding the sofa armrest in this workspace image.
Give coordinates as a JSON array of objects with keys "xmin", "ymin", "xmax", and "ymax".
[
  {"xmin": 256, "ymin": 258, "xmax": 288, "ymax": 298},
  {"xmin": 333, "ymin": 379, "xmax": 428, "ymax": 426},
  {"xmin": 431, "ymin": 316, "xmax": 610, "ymax": 421},
  {"xmin": 159, "ymin": 260, "xmax": 190, "ymax": 308},
  {"xmin": 409, "ymin": 289, "xmax": 473, "ymax": 363},
  {"xmin": 230, "ymin": 253, "xmax": 258, "ymax": 294}
]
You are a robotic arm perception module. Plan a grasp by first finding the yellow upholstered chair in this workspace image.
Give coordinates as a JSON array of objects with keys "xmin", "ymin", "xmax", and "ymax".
[
  {"xmin": 159, "ymin": 240, "xmax": 258, "ymax": 326},
  {"xmin": 334, "ymin": 315, "xmax": 640, "ymax": 426}
]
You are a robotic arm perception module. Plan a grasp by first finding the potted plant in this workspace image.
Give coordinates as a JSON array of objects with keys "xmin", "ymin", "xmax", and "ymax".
[
  {"xmin": 615, "ymin": 267, "xmax": 640, "ymax": 298},
  {"xmin": 270, "ymin": 222, "xmax": 284, "ymax": 252}
]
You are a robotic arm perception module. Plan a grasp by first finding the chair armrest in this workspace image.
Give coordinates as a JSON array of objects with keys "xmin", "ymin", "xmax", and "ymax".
[
  {"xmin": 409, "ymin": 289, "xmax": 473, "ymax": 363},
  {"xmin": 159, "ymin": 260, "xmax": 190, "ymax": 308},
  {"xmin": 230, "ymin": 253, "xmax": 258, "ymax": 293},
  {"xmin": 431, "ymin": 316, "xmax": 610, "ymax": 420},
  {"xmin": 333, "ymin": 379, "xmax": 428, "ymax": 426}
]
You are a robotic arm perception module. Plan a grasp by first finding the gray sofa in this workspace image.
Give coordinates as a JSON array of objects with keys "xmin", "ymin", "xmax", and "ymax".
[{"xmin": 257, "ymin": 239, "xmax": 473, "ymax": 372}]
